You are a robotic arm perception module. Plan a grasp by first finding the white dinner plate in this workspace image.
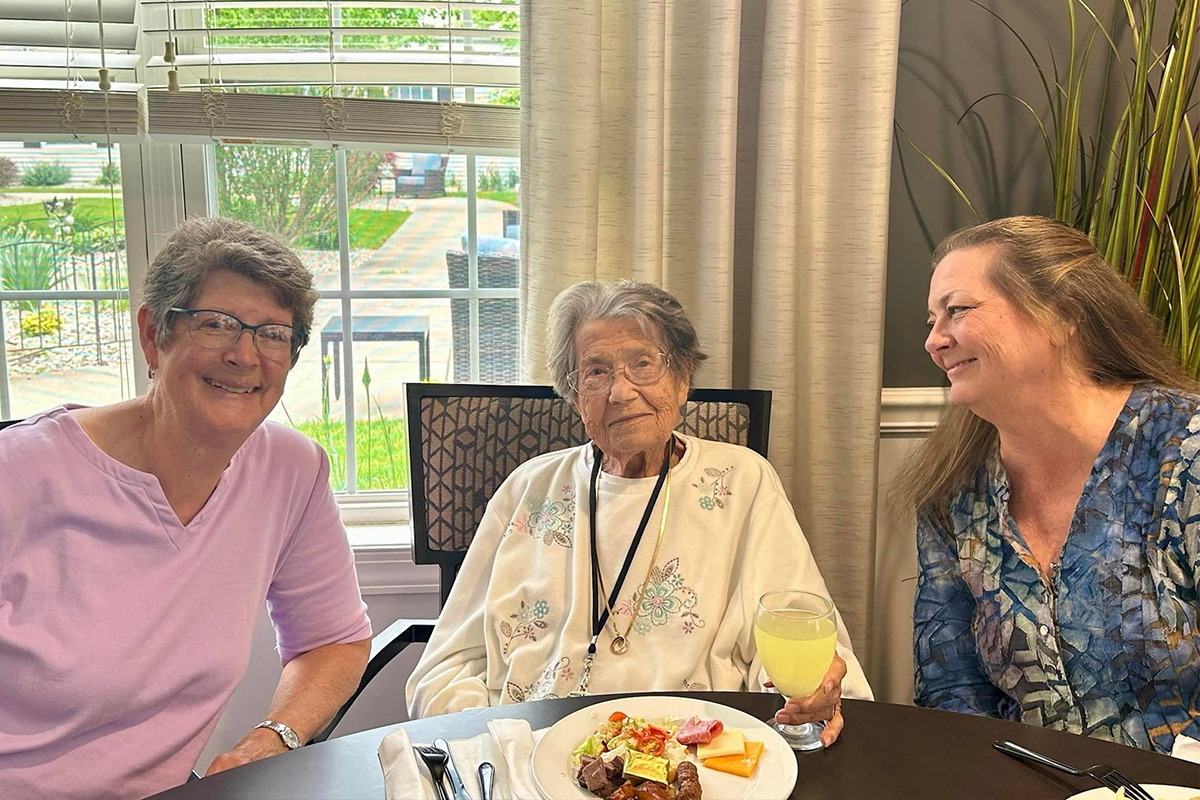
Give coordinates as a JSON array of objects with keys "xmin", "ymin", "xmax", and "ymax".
[
  {"xmin": 530, "ymin": 695, "xmax": 798, "ymax": 800},
  {"xmin": 1066, "ymin": 786, "xmax": 1200, "ymax": 800}
]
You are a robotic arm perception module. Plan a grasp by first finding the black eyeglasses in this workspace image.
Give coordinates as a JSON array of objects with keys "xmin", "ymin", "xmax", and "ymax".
[{"xmin": 169, "ymin": 307, "xmax": 307, "ymax": 363}]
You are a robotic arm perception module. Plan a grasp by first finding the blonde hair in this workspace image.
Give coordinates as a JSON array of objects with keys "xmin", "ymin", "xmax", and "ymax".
[{"xmin": 896, "ymin": 215, "xmax": 1192, "ymax": 528}]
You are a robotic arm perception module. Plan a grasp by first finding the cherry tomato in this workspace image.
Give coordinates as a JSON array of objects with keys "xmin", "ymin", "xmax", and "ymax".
[
  {"xmin": 642, "ymin": 738, "xmax": 664, "ymax": 756},
  {"xmin": 609, "ymin": 712, "xmax": 627, "ymax": 723}
]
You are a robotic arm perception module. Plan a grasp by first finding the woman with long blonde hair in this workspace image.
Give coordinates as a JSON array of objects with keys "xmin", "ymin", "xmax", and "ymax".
[{"xmin": 902, "ymin": 215, "xmax": 1198, "ymax": 754}]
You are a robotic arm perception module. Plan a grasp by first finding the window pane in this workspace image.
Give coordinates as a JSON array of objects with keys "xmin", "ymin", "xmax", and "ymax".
[
  {"xmin": 348, "ymin": 299, "xmax": 452, "ymax": 491},
  {"xmin": 270, "ymin": 298, "xmax": 348, "ymax": 491},
  {"xmin": 0, "ymin": 141, "xmax": 133, "ymax": 418},
  {"xmin": 474, "ymin": 155, "xmax": 519, "ymax": 290},
  {"xmin": 351, "ymin": 151, "xmax": 462, "ymax": 290},
  {"xmin": 214, "ymin": 144, "xmax": 355, "ymax": 293}
]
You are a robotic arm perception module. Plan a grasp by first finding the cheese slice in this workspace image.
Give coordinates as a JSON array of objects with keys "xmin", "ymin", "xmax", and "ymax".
[
  {"xmin": 703, "ymin": 740, "xmax": 765, "ymax": 778},
  {"xmin": 695, "ymin": 727, "xmax": 744, "ymax": 760}
]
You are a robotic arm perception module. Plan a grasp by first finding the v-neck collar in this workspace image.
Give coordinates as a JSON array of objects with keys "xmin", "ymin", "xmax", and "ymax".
[
  {"xmin": 49, "ymin": 405, "xmax": 255, "ymax": 549},
  {"xmin": 986, "ymin": 384, "xmax": 1143, "ymax": 572}
]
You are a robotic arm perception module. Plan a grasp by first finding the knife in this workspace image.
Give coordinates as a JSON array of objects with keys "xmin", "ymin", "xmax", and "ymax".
[{"xmin": 433, "ymin": 737, "xmax": 473, "ymax": 800}]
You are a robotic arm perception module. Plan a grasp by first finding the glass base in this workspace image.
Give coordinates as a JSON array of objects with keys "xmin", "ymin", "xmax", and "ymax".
[{"xmin": 773, "ymin": 720, "xmax": 825, "ymax": 751}]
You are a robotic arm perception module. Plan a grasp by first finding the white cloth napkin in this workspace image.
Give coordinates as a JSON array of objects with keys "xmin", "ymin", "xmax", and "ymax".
[
  {"xmin": 1170, "ymin": 733, "xmax": 1200, "ymax": 764},
  {"xmin": 379, "ymin": 719, "xmax": 547, "ymax": 800}
]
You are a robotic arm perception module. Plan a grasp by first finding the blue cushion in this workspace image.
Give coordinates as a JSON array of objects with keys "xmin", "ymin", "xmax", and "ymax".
[{"xmin": 460, "ymin": 234, "xmax": 519, "ymax": 255}]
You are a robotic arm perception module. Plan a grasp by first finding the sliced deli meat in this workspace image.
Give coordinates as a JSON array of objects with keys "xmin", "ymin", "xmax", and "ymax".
[{"xmin": 675, "ymin": 716, "xmax": 724, "ymax": 745}]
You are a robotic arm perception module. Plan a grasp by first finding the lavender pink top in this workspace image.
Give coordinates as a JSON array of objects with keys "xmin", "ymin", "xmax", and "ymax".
[{"xmin": 0, "ymin": 406, "xmax": 372, "ymax": 800}]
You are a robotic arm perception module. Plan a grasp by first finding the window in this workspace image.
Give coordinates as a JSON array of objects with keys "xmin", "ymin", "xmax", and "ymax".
[
  {"xmin": 0, "ymin": 141, "xmax": 133, "ymax": 420},
  {"xmin": 209, "ymin": 144, "xmax": 520, "ymax": 502}
]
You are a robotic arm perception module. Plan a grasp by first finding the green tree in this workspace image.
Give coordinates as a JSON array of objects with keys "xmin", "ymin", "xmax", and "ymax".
[{"xmin": 215, "ymin": 147, "xmax": 382, "ymax": 246}]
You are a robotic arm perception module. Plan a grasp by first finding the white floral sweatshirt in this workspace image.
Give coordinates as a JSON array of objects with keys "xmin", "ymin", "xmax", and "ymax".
[{"xmin": 406, "ymin": 435, "xmax": 872, "ymax": 717}]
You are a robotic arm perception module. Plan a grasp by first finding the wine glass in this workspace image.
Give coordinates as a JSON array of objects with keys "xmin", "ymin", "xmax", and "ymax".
[{"xmin": 755, "ymin": 589, "xmax": 837, "ymax": 751}]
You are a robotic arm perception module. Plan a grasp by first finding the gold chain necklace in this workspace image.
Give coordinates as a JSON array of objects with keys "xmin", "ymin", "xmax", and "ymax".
[{"xmin": 594, "ymin": 467, "xmax": 672, "ymax": 655}]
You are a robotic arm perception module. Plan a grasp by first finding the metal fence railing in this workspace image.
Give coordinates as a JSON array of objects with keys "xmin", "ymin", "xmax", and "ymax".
[{"xmin": 0, "ymin": 238, "xmax": 131, "ymax": 417}]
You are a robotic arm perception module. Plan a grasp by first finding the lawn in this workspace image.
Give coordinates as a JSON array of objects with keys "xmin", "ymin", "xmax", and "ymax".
[
  {"xmin": 0, "ymin": 187, "xmax": 122, "ymax": 194},
  {"xmin": 447, "ymin": 190, "xmax": 518, "ymax": 207},
  {"xmin": 293, "ymin": 415, "xmax": 410, "ymax": 491},
  {"xmin": 297, "ymin": 208, "xmax": 411, "ymax": 250},
  {"xmin": 0, "ymin": 197, "xmax": 125, "ymax": 239}
]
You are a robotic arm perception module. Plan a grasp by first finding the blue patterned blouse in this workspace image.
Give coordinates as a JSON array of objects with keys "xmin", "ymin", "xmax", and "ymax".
[{"xmin": 913, "ymin": 384, "xmax": 1200, "ymax": 753}]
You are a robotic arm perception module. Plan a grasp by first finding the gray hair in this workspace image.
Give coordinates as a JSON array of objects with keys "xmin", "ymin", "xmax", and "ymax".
[
  {"xmin": 547, "ymin": 280, "xmax": 708, "ymax": 401},
  {"xmin": 141, "ymin": 216, "xmax": 318, "ymax": 367}
]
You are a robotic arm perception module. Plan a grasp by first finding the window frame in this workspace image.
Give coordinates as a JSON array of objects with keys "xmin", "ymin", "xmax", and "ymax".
[{"xmin": 187, "ymin": 137, "xmax": 519, "ymax": 525}]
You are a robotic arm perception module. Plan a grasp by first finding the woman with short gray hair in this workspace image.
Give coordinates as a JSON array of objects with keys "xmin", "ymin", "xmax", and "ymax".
[
  {"xmin": 408, "ymin": 279, "xmax": 871, "ymax": 749},
  {"xmin": 0, "ymin": 217, "xmax": 371, "ymax": 799}
]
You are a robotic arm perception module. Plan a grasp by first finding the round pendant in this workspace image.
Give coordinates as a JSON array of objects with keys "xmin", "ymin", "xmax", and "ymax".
[{"xmin": 610, "ymin": 636, "xmax": 629, "ymax": 655}]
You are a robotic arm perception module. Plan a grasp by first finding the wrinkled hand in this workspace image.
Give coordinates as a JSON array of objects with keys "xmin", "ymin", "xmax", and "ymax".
[
  {"xmin": 205, "ymin": 728, "xmax": 290, "ymax": 776},
  {"xmin": 770, "ymin": 654, "xmax": 847, "ymax": 747}
]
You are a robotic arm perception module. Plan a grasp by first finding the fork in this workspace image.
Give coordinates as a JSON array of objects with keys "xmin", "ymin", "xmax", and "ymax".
[
  {"xmin": 414, "ymin": 745, "xmax": 452, "ymax": 800},
  {"xmin": 993, "ymin": 740, "xmax": 1155, "ymax": 800}
]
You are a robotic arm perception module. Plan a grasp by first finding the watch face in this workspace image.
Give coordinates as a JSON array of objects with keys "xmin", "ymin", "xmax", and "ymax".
[{"xmin": 280, "ymin": 727, "xmax": 301, "ymax": 749}]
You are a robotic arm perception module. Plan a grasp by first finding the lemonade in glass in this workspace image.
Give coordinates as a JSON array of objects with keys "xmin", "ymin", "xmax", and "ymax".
[{"xmin": 755, "ymin": 590, "xmax": 837, "ymax": 751}]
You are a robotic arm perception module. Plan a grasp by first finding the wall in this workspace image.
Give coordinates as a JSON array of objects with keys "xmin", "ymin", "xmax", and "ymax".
[{"xmin": 887, "ymin": 0, "xmax": 1068, "ymax": 386}]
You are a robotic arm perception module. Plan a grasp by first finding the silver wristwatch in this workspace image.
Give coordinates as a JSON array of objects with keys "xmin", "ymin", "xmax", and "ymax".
[{"xmin": 255, "ymin": 719, "xmax": 303, "ymax": 750}]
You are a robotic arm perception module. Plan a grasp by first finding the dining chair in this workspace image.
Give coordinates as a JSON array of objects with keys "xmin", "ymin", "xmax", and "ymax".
[{"xmin": 312, "ymin": 383, "xmax": 771, "ymax": 742}]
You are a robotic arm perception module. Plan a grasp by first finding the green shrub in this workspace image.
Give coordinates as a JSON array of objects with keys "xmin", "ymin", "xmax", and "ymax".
[
  {"xmin": 0, "ymin": 229, "xmax": 68, "ymax": 310},
  {"xmin": 20, "ymin": 308, "xmax": 62, "ymax": 338},
  {"xmin": 0, "ymin": 158, "xmax": 17, "ymax": 188},
  {"xmin": 21, "ymin": 161, "xmax": 72, "ymax": 187},
  {"xmin": 94, "ymin": 162, "xmax": 121, "ymax": 186}
]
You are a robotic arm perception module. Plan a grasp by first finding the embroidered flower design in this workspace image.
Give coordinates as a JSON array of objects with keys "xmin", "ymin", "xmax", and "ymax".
[
  {"xmin": 693, "ymin": 466, "xmax": 733, "ymax": 511},
  {"xmin": 505, "ymin": 486, "xmax": 575, "ymax": 548},
  {"xmin": 500, "ymin": 599, "xmax": 550, "ymax": 655},
  {"xmin": 613, "ymin": 558, "xmax": 707, "ymax": 635},
  {"xmin": 504, "ymin": 657, "xmax": 571, "ymax": 703},
  {"xmin": 641, "ymin": 581, "xmax": 681, "ymax": 626}
]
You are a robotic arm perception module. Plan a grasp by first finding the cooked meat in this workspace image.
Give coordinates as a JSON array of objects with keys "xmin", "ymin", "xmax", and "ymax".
[
  {"xmin": 673, "ymin": 762, "xmax": 701, "ymax": 800},
  {"xmin": 606, "ymin": 781, "xmax": 638, "ymax": 800},
  {"xmin": 676, "ymin": 717, "xmax": 724, "ymax": 745},
  {"xmin": 579, "ymin": 755, "xmax": 611, "ymax": 794},
  {"xmin": 632, "ymin": 783, "xmax": 672, "ymax": 800}
]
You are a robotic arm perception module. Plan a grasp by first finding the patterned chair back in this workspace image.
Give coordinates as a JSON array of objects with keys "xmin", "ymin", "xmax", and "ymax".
[{"xmin": 406, "ymin": 384, "xmax": 771, "ymax": 606}]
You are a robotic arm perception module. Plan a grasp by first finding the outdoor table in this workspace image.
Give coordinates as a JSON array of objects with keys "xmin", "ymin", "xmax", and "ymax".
[
  {"xmin": 321, "ymin": 314, "xmax": 431, "ymax": 399},
  {"xmin": 148, "ymin": 694, "xmax": 1198, "ymax": 799}
]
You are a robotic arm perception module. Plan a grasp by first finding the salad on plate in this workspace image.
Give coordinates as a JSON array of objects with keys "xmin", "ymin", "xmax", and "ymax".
[{"xmin": 569, "ymin": 711, "xmax": 763, "ymax": 800}]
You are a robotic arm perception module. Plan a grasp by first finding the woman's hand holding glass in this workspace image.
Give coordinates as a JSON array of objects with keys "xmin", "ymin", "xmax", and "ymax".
[
  {"xmin": 756, "ymin": 589, "xmax": 843, "ymax": 751},
  {"xmin": 772, "ymin": 654, "xmax": 846, "ymax": 747}
]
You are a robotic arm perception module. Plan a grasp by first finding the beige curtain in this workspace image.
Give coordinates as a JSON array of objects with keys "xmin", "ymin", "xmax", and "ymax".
[{"xmin": 520, "ymin": 0, "xmax": 900, "ymax": 669}]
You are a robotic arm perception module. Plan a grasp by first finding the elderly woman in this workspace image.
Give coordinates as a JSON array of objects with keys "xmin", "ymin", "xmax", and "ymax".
[
  {"xmin": 905, "ymin": 215, "xmax": 1200, "ymax": 754},
  {"xmin": 0, "ymin": 217, "xmax": 371, "ymax": 799},
  {"xmin": 407, "ymin": 280, "xmax": 871, "ymax": 746}
]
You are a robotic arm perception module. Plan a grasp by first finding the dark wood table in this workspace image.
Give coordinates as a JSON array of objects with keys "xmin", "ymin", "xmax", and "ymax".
[{"xmin": 149, "ymin": 695, "xmax": 1199, "ymax": 800}]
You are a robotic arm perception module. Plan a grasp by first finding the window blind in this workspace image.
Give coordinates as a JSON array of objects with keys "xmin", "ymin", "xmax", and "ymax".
[
  {"xmin": 141, "ymin": 0, "xmax": 518, "ymax": 149},
  {"xmin": 0, "ymin": 0, "xmax": 142, "ymax": 140}
]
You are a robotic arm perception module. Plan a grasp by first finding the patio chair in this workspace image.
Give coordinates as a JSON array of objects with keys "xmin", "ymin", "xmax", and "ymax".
[
  {"xmin": 313, "ymin": 384, "xmax": 771, "ymax": 740},
  {"xmin": 445, "ymin": 249, "xmax": 519, "ymax": 383},
  {"xmin": 502, "ymin": 208, "xmax": 520, "ymax": 239},
  {"xmin": 394, "ymin": 154, "xmax": 448, "ymax": 199}
]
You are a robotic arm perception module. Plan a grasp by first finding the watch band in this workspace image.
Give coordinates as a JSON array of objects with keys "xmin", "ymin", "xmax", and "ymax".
[{"xmin": 255, "ymin": 719, "xmax": 303, "ymax": 750}]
